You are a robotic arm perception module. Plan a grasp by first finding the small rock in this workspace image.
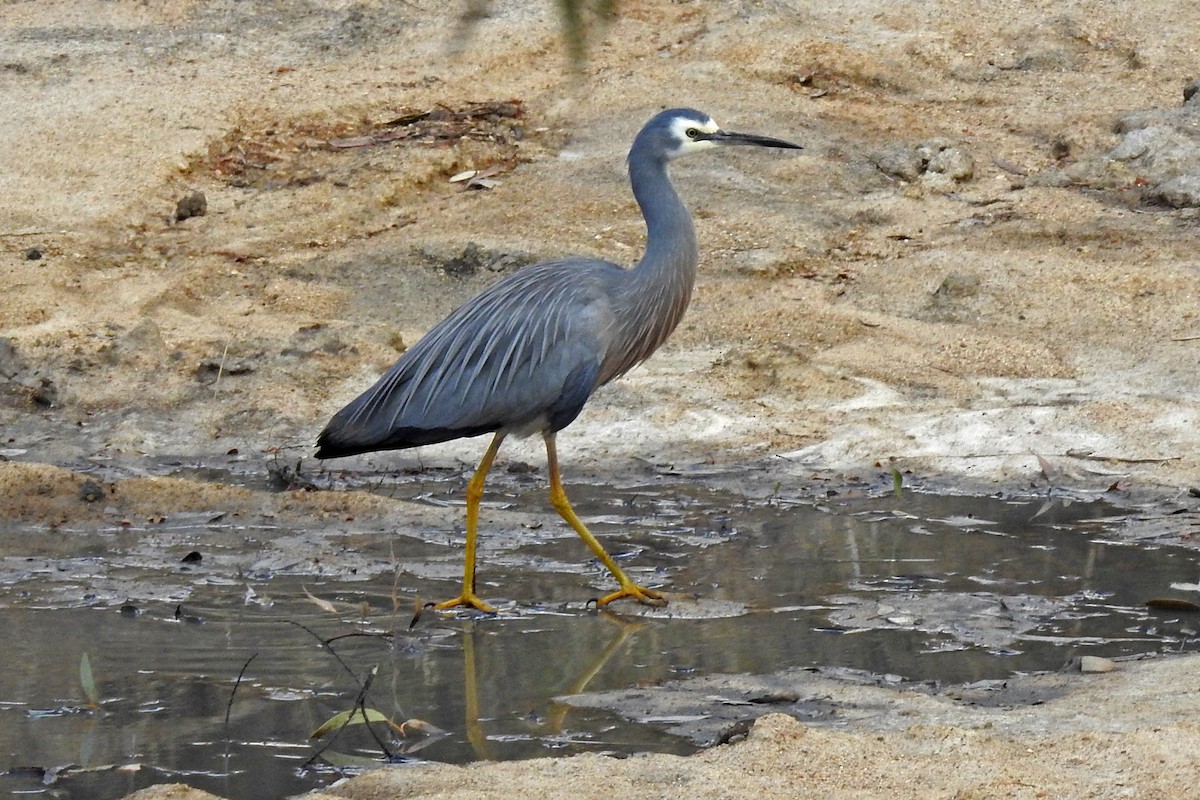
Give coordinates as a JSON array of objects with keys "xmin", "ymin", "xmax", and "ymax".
[
  {"xmin": 870, "ymin": 143, "xmax": 924, "ymax": 181},
  {"xmin": 1153, "ymin": 174, "xmax": 1200, "ymax": 208},
  {"xmin": 118, "ymin": 318, "xmax": 167, "ymax": 359},
  {"xmin": 1109, "ymin": 124, "xmax": 1165, "ymax": 161},
  {"xmin": 78, "ymin": 480, "xmax": 106, "ymax": 503},
  {"xmin": 1105, "ymin": 98, "xmax": 1200, "ymax": 206},
  {"xmin": 934, "ymin": 271, "xmax": 981, "ymax": 299},
  {"xmin": 175, "ymin": 191, "xmax": 208, "ymax": 222},
  {"xmin": 870, "ymin": 140, "xmax": 974, "ymax": 185},
  {"xmin": 27, "ymin": 376, "xmax": 57, "ymax": 407},
  {"xmin": 919, "ymin": 171, "xmax": 957, "ymax": 192},
  {"xmin": 1079, "ymin": 656, "xmax": 1116, "ymax": 673},
  {"xmin": 24, "ymin": 247, "xmax": 42, "ymax": 260},
  {"xmin": 926, "ymin": 146, "xmax": 974, "ymax": 181}
]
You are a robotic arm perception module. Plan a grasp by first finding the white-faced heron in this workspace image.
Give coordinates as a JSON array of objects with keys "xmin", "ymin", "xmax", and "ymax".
[{"xmin": 316, "ymin": 108, "xmax": 800, "ymax": 612}]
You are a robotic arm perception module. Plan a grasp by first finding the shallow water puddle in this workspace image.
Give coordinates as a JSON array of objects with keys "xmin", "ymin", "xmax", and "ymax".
[{"xmin": 2, "ymin": 473, "xmax": 1199, "ymax": 798}]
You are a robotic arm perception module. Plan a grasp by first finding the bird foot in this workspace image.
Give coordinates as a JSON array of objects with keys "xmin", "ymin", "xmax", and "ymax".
[
  {"xmin": 428, "ymin": 591, "xmax": 499, "ymax": 614},
  {"xmin": 595, "ymin": 582, "xmax": 668, "ymax": 608}
]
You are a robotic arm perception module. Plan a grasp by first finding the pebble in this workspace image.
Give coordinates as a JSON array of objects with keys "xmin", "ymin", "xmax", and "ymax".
[
  {"xmin": 1106, "ymin": 89, "xmax": 1200, "ymax": 207},
  {"xmin": 870, "ymin": 139, "xmax": 974, "ymax": 186},
  {"xmin": 1155, "ymin": 174, "xmax": 1200, "ymax": 208},
  {"xmin": 78, "ymin": 479, "xmax": 106, "ymax": 503},
  {"xmin": 175, "ymin": 191, "xmax": 207, "ymax": 222}
]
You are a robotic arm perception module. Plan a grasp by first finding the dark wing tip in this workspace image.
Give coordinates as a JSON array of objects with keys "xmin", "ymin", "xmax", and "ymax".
[{"xmin": 315, "ymin": 419, "xmax": 502, "ymax": 459}]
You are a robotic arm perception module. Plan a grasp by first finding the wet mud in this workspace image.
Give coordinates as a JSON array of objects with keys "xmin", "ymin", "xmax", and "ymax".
[{"xmin": 3, "ymin": 457, "xmax": 1198, "ymax": 798}]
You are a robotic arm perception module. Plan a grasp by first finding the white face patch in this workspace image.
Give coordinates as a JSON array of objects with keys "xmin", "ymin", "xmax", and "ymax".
[{"xmin": 667, "ymin": 115, "xmax": 721, "ymax": 156}]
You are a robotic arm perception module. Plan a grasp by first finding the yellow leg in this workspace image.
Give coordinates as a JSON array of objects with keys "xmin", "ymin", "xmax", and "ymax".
[
  {"xmin": 431, "ymin": 432, "xmax": 505, "ymax": 614},
  {"xmin": 544, "ymin": 432, "xmax": 667, "ymax": 608}
]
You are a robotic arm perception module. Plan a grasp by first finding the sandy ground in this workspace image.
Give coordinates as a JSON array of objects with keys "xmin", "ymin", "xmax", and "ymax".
[{"xmin": 4, "ymin": 0, "xmax": 1200, "ymax": 797}]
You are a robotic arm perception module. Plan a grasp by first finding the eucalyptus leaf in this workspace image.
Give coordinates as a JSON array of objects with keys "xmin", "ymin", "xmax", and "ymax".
[
  {"xmin": 310, "ymin": 707, "xmax": 401, "ymax": 739},
  {"xmin": 80, "ymin": 653, "xmax": 100, "ymax": 709}
]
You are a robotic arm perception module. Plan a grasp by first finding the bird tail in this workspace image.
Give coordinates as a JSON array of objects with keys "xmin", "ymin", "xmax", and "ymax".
[{"xmin": 315, "ymin": 405, "xmax": 497, "ymax": 459}]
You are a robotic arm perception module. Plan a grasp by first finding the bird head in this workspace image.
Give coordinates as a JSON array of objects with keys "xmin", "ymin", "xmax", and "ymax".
[{"xmin": 635, "ymin": 108, "xmax": 802, "ymax": 161}]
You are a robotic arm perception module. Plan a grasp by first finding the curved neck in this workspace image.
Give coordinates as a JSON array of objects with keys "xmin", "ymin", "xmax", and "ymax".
[
  {"xmin": 629, "ymin": 150, "xmax": 699, "ymax": 287},
  {"xmin": 601, "ymin": 149, "xmax": 699, "ymax": 383}
]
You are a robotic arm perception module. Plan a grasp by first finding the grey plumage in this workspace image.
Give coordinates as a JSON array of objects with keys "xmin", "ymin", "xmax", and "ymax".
[
  {"xmin": 316, "ymin": 108, "xmax": 800, "ymax": 612},
  {"xmin": 316, "ymin": 257, "xmax": 644, "ymax": 455}
]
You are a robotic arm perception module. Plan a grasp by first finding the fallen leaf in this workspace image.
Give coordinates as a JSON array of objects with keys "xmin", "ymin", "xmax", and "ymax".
[
  {"xmin": 311, "ymin": 707, "xmax": 403, "ymax": 739},
  {"xmin": 399, "ymin": 718, "xmax": 449, "ymax": 737},
  {"xmin": 1033, "ymin": 452, "xmax": 1053, "ymax": 480},
  {"xmin": 80, "ymin": 653, "xmax": 99, "ymax": 709},
  {"xmin": 303, "ymin": 586, "xmax": 338, "ymax": 614}
]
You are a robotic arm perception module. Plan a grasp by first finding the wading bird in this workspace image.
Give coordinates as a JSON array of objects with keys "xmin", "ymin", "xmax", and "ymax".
[{"xmin": 316, "ymin": 108, "xmax": 800, "ymax": 612}]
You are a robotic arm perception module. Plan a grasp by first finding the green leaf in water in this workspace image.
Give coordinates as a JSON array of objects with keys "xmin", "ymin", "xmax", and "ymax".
[
  {"xmin": 80, "ymin": 653, "xmax": 100, "ymax": 709},
  {"xmin": 310, "ymin": 707, "xmax": 403, "ymax": 739},
  {"xmin": 891, "ymin": 467, "xmax": 903, "ymax": 498}
]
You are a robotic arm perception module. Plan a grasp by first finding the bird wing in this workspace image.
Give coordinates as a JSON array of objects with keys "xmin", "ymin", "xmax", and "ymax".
[{"xmin": 316, "ymin": 258, "xmax": 622, "ymax": 458}]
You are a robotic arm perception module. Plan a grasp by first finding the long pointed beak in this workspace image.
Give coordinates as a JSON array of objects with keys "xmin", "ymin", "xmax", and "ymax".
[{"xmin": 704, "ymin": 130, "xmax": 802, "ymax": 150}]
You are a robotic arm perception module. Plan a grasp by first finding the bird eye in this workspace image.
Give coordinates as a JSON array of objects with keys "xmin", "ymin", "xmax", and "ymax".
[{"xmin": 685, "ymin": 128, "xmax": 700, "ymax": 139}]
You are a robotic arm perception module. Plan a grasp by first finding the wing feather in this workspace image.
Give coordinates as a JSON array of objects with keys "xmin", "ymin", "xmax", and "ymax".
[{"xmin": 315, "ymin": 258, "xmax": 622, "ymax": 458}]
